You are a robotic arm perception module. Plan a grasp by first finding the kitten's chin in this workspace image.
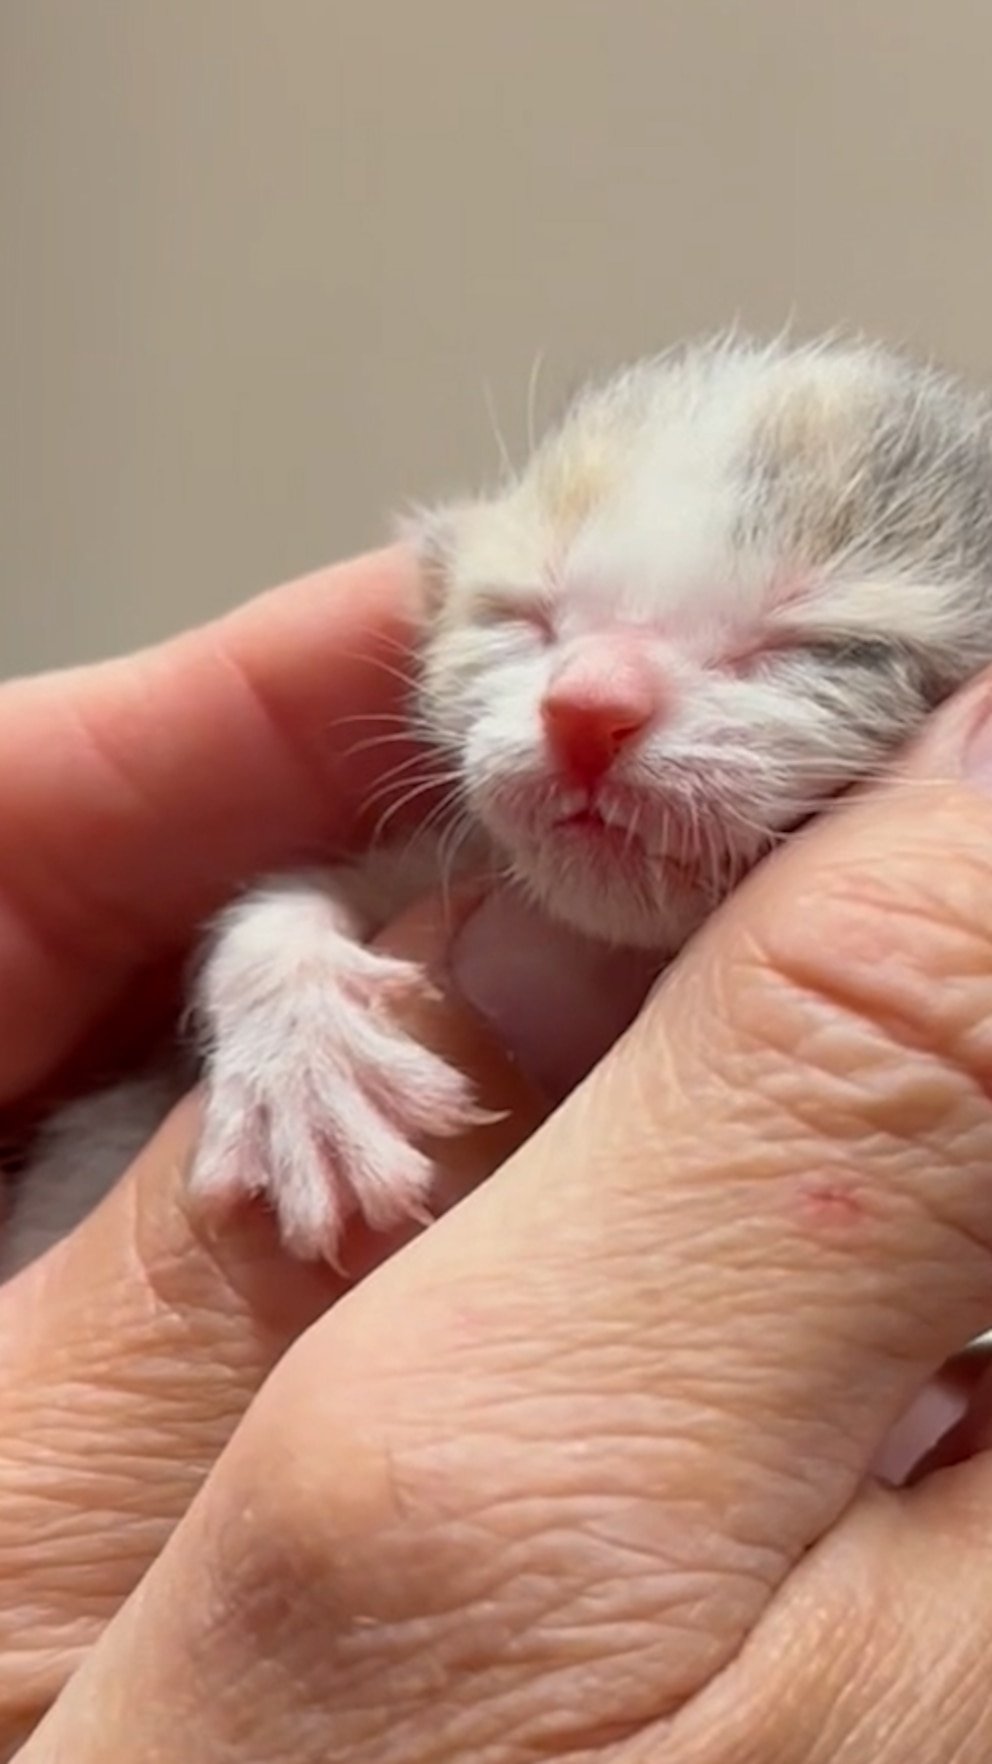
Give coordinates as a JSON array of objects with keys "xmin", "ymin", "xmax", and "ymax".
[{"xmin": 506, "ymin": 841, "xmax": 708, "ymax": 953}]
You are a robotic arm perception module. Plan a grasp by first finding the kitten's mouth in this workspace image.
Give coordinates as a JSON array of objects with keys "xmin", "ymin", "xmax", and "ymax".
[
  {"xmin": 550, "ymin": 801, "xmax": 697, "ymax": 888},
  {"xmin": 481, "ymin": 778, "xmax": 720, "ymax": 897},
  {"xmin": 555, "ymin": 806, "xmax": 638, "ymax": 842}
]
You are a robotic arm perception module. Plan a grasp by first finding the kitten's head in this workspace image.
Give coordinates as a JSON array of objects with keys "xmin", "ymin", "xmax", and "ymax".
[{"xmin": 412, "ymin": 335, "xmax": 992, "ymax": 950}]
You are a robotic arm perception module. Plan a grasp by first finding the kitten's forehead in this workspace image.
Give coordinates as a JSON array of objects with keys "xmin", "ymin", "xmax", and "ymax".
[
  {"xmin": 566, "ymin": 347, "xmax": 878, "ymax": 545},
  {"xmin": 536, "ymin": 340, "xmax": 989, "ymax": 639},
  {"xmin": 540, "ymin": 346, "xmax": 803, "ymax": 629},
  {"xmin": 430, "ymin": 334, "xmax": 992, "ymax": 663}
]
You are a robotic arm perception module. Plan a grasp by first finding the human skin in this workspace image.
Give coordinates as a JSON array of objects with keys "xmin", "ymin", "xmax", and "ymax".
[
  {"xmin": 0, "ymin": 546, "xmax": 553, "ymax": 1755},
  {"xmin": 4, "ymin": 551, "xmax": 992, "ymax": 1757}
]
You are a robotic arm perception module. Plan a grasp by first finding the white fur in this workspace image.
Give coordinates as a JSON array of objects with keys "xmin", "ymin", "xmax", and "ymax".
[
  {"xmin": 422, "ymin": 334, "xmax": 992, "ymax": 944},
  {"xmin": 189, "ymin": 855, "xmax": 482, "ymax": 1258},
  {"xmin": 16, "ymin": 332, "xmax": 992, "ymax": 1270}
]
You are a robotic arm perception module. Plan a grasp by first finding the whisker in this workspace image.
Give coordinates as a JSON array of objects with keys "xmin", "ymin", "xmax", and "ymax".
[
  {"xmin": 343, "ymin": 732, "xmax": 432, "ymax": 762},
  {"xmin": 371, "ymin": 779, "xmax": 461, "ymax": 846},
  {"xmin": 361, "ymin": 768, "xmax": 464, "ymax": 819},
  {"xmin": 412, "ymin": 788, "xmax": 466, "ymax": 843},
  {"xmin": 357, "ymin": 751, "xmax": 461, "ymax": 804},
  {"xmin": 526, "ymin": 349, "xmax": 546, "ymax": 457},
  {"xmin": 331, "ymin": 644, "xmax": 421, "ymax": 696},
  {"xmin": 331, "ymin": 711, "xmax": 413, "ymax": 732},
  {"xmin": 483, "ymin": 379, "xmax": 515, "ymax": 481},
  {"xmin": 434, "ymin": 811, "xmax": 480, "ymax": 912},
  {"xmin": 355, "ymin": 627, "xmax": 424, "ymax": 665},
  {"xmin": 699, "ymin": 819, "xmax": 717, "ymax": 902}
]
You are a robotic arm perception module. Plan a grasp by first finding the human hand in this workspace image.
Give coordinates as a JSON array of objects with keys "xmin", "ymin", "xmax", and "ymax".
[
  {"xmin": 19, "ymin": 666, "xmax": 992, "ymax": 1761},
  {"xmin": 0, "ymin": 547, "xmax": 549, "ymax": 1752}
]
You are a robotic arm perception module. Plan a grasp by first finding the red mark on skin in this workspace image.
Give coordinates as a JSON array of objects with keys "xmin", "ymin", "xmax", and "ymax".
[{"xmin": 795, "ymin": 1176, "xmax": 869, "ymax": 1231}]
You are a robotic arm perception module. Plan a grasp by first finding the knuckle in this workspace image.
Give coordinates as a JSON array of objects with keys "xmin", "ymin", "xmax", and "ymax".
[
  {"xmin": 721, "ymin": 835, "xmax": 992, "ymax": 1168},
  {"xmin": 207, "ymin": 1370, "xmax": 397, "ymax": 1624},
  {"xmin": 661, "ymin": 799, "xmax": 992, "ymax": 1268},
  {"xmin": 666, "ymin": 1504, "xmax": 913, "ymax": 1763},
  {"xmin": 743, "ymin": 800, "xmax": 992, "ymax": 1088}
]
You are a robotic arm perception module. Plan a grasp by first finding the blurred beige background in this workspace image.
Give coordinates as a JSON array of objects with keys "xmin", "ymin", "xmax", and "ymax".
[{"xmin": 3, "ymin": 0, "xmax": 992, "ymax": 671}]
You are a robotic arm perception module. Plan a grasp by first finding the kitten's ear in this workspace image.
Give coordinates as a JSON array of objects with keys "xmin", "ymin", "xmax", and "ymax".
[{"xmin": 395, "ymin": 498, "xmax": 475, "ymax": 610}]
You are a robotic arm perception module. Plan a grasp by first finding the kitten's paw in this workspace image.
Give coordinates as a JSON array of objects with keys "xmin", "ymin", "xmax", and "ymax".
[{"xmin": 189, "ymin": 938, "xmax": 481, "ymax": 1261}]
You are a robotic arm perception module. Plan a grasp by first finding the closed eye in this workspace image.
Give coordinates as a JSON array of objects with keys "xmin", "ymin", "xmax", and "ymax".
[
  {"xmin": 729, "ymin": 632, "xmax": 910, "ymax": 680},
  {"xmin": 748, "ymin": 632, "xmax": 908, "ymax": 669},
  {"xmin": 472, "ymin": 589, "xmax": 555, "ymax": 640},
  {"xmin": 791, "ymin": 636, "xmax": 902, "ymax": 668}
]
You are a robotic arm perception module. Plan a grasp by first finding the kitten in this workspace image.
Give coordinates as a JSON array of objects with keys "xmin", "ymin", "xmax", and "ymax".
[{"xmin": 9, "ymin": 332, "xmax": 992, "ymax": 1273}]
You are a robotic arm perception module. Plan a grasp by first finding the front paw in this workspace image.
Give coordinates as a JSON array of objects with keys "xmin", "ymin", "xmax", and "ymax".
[{"xmin": 189, "ymin": 941, "xmax": 481, "ymax": 1261}]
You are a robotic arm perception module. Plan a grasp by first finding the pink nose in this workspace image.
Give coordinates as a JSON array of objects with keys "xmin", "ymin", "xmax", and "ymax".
[{"xmin": 540, "ymin": 638, "xmax": 661, "ymax": 786}]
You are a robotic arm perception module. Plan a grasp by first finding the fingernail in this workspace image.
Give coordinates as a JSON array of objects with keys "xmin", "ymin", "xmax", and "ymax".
[
  {"xmin": 961, "ymin": 673, "xmax": 992, "ymax": 787},
  {"xmin": 907, "ymin": 666, "xmax": 992, "ymax": 784},
  {"xmin": 449, "ymin": 891, "xmax": 657, "ymax": 1101},
  {"xmin": 871, "ymin": 1375, "xmax": 971, "ymax": 1487}
]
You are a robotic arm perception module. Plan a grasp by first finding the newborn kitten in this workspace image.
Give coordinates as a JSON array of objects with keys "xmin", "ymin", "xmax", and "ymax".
[{"xmin": 9, "ymin": 332, "xmax": 992, "ymax": 1274}]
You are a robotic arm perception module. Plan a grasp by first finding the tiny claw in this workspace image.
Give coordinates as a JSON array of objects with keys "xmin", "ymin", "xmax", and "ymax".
[{"xmin": 406, "ymin": 1196, "xmax": 437, "ymax": 1230}]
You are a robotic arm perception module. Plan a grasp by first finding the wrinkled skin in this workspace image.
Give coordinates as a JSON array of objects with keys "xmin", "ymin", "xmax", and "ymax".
[{"xmin": 4, "ymin": 548, "xmax": 992, "ymax": 1762}]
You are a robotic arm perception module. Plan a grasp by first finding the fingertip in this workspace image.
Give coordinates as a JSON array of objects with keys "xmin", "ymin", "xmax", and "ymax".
[
  {"xmin": 0, "ymin": 546, "xmax": 429, "ymax": 1106},
  {"xmin": 1, "ymin": 1093, "xmax": 337, "ymax": 1370}
]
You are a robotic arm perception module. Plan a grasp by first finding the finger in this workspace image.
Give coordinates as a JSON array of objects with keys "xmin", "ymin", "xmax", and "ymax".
[
  {"xmin": 870, "ymin": 1354, "xmax": 981, "ymax": 1485},
  {"xmin": 28, "ymin": 671, "xmax": 992, "ymax": 1762},
  {"xmin": 906, "ymin": 1348, "xmax": 992, "ymax": 1476},
  {"xmin": 0, "ymin": 889, "xmax": 546, "ymax": 1752},
  {"xmin": 655, "ymin": 1451, "xmax": 992, "ymax": 1762},
  {"xmin": 0, "ymin": 1095, "xmax": 336, "ymax": 1751},
  {"xmin": 0, "ymin": 545, "xmax": 427, "ymax": 1103}
]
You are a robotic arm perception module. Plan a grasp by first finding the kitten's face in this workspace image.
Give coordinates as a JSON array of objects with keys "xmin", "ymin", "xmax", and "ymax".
[{"xmin": 417, "ymin": 337, "xmax": 992, "ymax": 949}]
